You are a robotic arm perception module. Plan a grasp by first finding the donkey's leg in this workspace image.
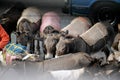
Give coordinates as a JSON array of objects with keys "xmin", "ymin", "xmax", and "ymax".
[
  {"xmin": 39, "ymin": 41, "xmax": 45, "ymax": 60},
  {"xmin": 105, "ymin": 44, "xmax": 116, "ymax": 60},
  {"xmin": 92, "ymin": 38, "xmax": 106, "ymax": 53},
  {"xmin": 26, "ymin": 42, "xmax": 31, "ymax": 53},
  {"xmin": 34, "ymin": 39, "xmax": 39, "ymax": 55}
]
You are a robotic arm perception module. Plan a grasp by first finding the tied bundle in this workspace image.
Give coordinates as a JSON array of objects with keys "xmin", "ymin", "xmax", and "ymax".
[{"xmin": 1, "ymin": 43, "xmax": 26, "ymax": 65}]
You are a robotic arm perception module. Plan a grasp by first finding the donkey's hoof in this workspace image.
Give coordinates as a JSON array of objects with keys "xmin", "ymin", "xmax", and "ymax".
[
  {"xmin": 55, "ymin": 55, "xmax": 60, "ymax": 58},
  {"xmin": 45, "ymin": 54, "xmax": 53, "ymax": 59}
]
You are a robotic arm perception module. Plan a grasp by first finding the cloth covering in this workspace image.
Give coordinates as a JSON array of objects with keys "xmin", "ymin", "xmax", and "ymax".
[
  {"xmin": 62, "ymin": 17, "xmax": 91, "ymax": 37},
  {"xmin": 40, "ymin": 11, "xmax": 61, "ymax": 33},
  {"xmin": 4, "ymin": 43, "xmax": 26, "ymax": 55},
  {"xmin": 17, "ymin": 7, "xmax": 41, "ymax": 25}
]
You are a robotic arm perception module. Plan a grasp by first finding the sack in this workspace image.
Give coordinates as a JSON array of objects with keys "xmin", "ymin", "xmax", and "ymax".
[{"xmin": 80, "ymin": 22, "xmax": 108, "ymax": 46}]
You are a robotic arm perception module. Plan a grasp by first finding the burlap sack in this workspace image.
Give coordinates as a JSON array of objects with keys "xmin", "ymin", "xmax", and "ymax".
[
  {"xmin": 17, "ymin": 7, "xmax": 41, "ymax": 25},
  {"xmin": 62, "ymin": 17, "xmax": 91, "ymax": 37},
  {"xmin": 80, "ymin": 22, "xmax": 108, "ymax": 46}
]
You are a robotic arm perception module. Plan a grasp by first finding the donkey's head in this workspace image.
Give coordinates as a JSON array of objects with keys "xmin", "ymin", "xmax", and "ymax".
[
  {"xmin": 56, "ymin": 35, "xmax": 75, "ymax": 57},
  {"xmin": 15, "ymin": 32, "xmax": 30, "ymax": 46}
]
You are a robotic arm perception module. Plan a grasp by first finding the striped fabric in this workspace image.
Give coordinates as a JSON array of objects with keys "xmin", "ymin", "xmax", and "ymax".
[{"xmin": 5, "ymin": 43, "xmax": 26, "ymax": 55}]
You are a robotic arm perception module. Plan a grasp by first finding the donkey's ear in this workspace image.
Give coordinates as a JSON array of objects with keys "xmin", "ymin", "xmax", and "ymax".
[
  {"xmin": 65, "ymin": 37, "xmax": 75, "ymax": 43},
  {"xmin": 60, "ymin": 30, "xmax": 69, "ymax": 36},
  {"xmin": 14, "ymin": 31, "xmax": 20, "ymax": 36},
  {"xmin": 59, "ymin": 36, "xmax": 65, "ymax": 40},
  {"xmin": 77, "ymin": 35, "xmax": 80, "ymax": 38},
  {"xmin": 65, "ymin": 39, "xmax": 74, "ymax": 43},
  {"xmin": 51, "ymin": 30, "xmax": 60, "ymax": 34},
  {"xmin": 43, "ymin": 25, "xmax": 55, "ymax": 34}
]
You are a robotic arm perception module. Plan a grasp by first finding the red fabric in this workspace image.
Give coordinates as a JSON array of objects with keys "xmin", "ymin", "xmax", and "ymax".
[{"xmin": 0, "ymin": 25, "xmax": 10, "ymax": 50}]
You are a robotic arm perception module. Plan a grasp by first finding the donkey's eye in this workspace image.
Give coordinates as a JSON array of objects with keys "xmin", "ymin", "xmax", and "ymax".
[
  {"xmin": 62, "ymin": 48, "xmax": 65, "ymax": 51},
  {"xmin": 16, "ymin": 32, "xmax": 20, "ymax": 36},
  {"xmin": 24, "ymin": 32, "xmax": 29, "ymax": 36}
]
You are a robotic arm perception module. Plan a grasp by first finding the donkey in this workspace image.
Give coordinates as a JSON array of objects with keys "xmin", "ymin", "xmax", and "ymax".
[
  {"xmin": 44, "ymin": 16, "xmax": 91, "ymax": 59},
  {"xmin": 56, "ymin": 22, "xmax": 116, "ymax": 61},
  {"xmin": 0, "ymin": 2, "xmax": 26, "ymax": 37},
  {"xmin": 43, "ymin": 30, "xmax": 63, "ymax": 59},
  {"xmin": 16, "ymin": 7, "xmax": 41, "ymax": 54},
  {"xmin": 39, "ymin": 11, "xmax": 61, "ymax": 59}
]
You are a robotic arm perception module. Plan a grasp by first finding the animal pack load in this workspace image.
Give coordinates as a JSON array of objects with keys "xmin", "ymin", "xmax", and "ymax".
[
  {"xmin": 17, "ymin": 7, "xmax": 41, "ymax": 32},
  {"xmin": 17, "ymin": 7, "xmax": 41, "ymax": 25},
  {"xmin": 112, "ymin": 33, "xmax": 120, "ymax": 51},
  {"xmin": 80, "ymin": 22, "xmax": 108, "ymax": 46},
  {"xmin": 61, "ymin": 17, "xmax": 91, "ymax": 37},
  {"xmin": 16, "ymin": 7, "xmax": 41, "ymax": 53},
  {"xmin": 40, "ymin": 11, "xmax": 61, "ymax": 33}
]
